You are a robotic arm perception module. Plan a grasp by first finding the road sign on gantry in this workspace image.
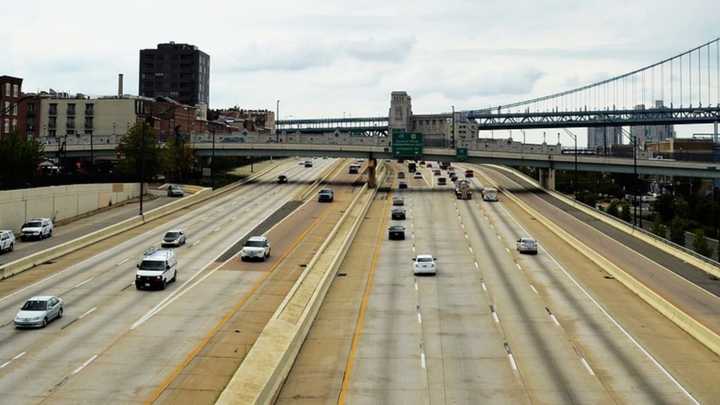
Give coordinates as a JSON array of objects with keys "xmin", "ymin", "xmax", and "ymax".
[
  {"xmin": 456, "ymin": 147, "xmax": 468, "ymax": 161},
  {"xmin": 392, "ymin": 131, "xmax": 424, "ymax": 159}
]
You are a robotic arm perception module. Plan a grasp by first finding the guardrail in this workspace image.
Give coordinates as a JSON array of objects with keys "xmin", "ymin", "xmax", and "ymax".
[
  {"xmin": 487, "ymin": 164, "xmax": 720, "ymax": 279},
  {"xmin": 215, "ymin": 163, "xmax": 386, "ymax": 405},
  {"xmin": 0, "ymin": 162, "xmax": 287, "ymax": 281},
  {"xmin": 476, "ymin": 169, "xmax": 720, "ymax": 358}
]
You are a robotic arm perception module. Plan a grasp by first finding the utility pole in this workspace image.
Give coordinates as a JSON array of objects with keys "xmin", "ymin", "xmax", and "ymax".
[
  {"xmin": 451, "ymin": 105, "xmax": 456, "ymax": 149},
  {"xmin": 211, "ymin": 128, "xmax": 216, "ymax": 189},
  {"xmin": 276, "ymin": 99, "xmax": 280, "ymax": 142},
  {"xmin": 139, "ymin": 119, "xmax": 146, "ymax": 217},
  {"xmin": 90, "ymin": 132, "xmax": 94, "ymax": 173},
  {"xmin": 633, "ymin": 134, "xmax": 638, "ymax": 227}
]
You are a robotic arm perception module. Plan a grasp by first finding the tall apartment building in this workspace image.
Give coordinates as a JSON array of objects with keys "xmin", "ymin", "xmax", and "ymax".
[
  {"xmin": 587, "ymin": 126, "xmax": 623, "ymax": 150},
  {"xmin": 139, "ymin": 42, "xmax": 210, "ymax": 107},
  {"xmin": 630, "ymin": 101, "xmax": 675, "ymax": 147},
  {"xmin": 0, "ymin": 75, "xmax": 22, "ymax": 136}
]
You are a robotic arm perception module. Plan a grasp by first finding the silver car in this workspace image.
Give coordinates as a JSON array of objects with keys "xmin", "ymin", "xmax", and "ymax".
[
  {"xmin": 15, "ymin": 296, "xmax": 64, "ymax": 328},
  {"xmin": 516, "ymin": 237, "xmax": 538, "ymax": 255},
  {"xmin": 161, "ymin": 229, "xmax": 186, "ymax": 247}
]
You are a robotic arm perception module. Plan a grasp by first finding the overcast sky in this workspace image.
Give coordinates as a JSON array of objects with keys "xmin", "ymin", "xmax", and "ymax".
[{"xmin": 3, "ymin": 0, "xmax": 720, "ymax": 144}]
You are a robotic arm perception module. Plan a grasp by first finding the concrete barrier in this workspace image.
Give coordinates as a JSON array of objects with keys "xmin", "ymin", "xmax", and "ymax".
[
  {"xmin": 487, "ymin": 164, "xmax": 720, "ymax": 280},
  {"xmin": 476, "ymin": 169, "xmax": 720, "ymax": 358},
  {"xmin": 0, "ymin": 160, "xmax": 288, "ymax": 281},
  {"xmin": 215, "ymin": 164, "xmax": 386, "ymax": 405}
]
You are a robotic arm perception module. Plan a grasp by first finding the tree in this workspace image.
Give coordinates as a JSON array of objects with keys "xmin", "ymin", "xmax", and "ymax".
[
  {"xmin": 606, "ymin": 200, "xmax": 620, "ymax": 218},
  {"xmin": 619, "ymin": 201, "xmax": 632, "ymax": 223},
  {"xmin": 116, "ymin": 122, "xmax": 163, "ymax": 180},
  {"xmin": 692, "ymin": 229, "xmax": 713, "ymax": 257},
  {"xmin": 653, "ymin": 193, "xmax": 675, "ymax": 222},
  {"xmin": 162, "ymin": 135, "xmax": 196, "ymax": 182},
  {"xmin": 0, "ymin": 130, "xmax": 44, "ymax": 188},
  {"xmin": 670, "ymin": 217, "xmax": 687, "ymax": 245},
  {"xmin": 651, "ymin": 215, "xmax": 667, "ymax": 238}
]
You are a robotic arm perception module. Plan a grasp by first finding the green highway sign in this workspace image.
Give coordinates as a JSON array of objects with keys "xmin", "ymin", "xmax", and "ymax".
[
  {"xmin": 456, "ymin": 147, "xmax": 468, "ymax": 161},
  {"xmin": 392, "ymin": 131, "xmax": 424, "ymax": 159}
]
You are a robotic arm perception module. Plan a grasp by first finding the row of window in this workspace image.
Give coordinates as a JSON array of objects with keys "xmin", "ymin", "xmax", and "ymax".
[
  {"xmin": 47, "ymin": 116, "xmax": 93, "ymax": 129},
  {"xmin": 1, "ymin": 83, "xmax": 20, "ymax": 98},
  {"xmin": 48, "ymin": 103, "xmax": 94, "ymax": 116},
  {"xmin": 3, "ymin": 101, "xmax": 17, "ymax": 116},
  {"xmin": 2, "ymin": 118, "xmax": 16, "ymax": 133},
  {"xmin": 46, "ymin": 130, "xmax": 94, "ymax": 136}
]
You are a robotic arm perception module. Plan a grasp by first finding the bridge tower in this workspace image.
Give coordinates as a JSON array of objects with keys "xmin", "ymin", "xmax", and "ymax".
[{"xmin": 389, "ymin": 91, "xmax": 412, "ymax": 131}]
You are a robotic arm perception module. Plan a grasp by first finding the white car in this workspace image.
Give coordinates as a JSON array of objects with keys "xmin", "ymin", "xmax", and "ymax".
[
  {"xmin": 413, "ymin": 254, "xmax": 437, "ymax": 276},
  {"xmin": 21, "ymin": 218, "xmax": 53, "ymax": 241},
  {"xmin": 240, "ymin": 236, "xmax": 271, "ymax": 261},
  {"xmin": 135, "ymin": 248, "xmax": 177, "ymax": 290},
  {"xmin": 161, "ymin": 229, "xmax": 186, "ymax": 247},
  {"xmin": 0, "ymin": 230, "xmax": 15, "ymax": 253},
  {"xmin": 15, "ymin": 296, "xmax": 63, "ymax": 328},
  {"xmin": 516, "ymin": 237, "xmax": 538, "ymax": 255}
]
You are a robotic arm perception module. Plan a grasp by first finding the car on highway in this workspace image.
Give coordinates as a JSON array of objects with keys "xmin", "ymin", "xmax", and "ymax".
[
  {"xmin": 15, "ymin": 296, "xmax": 63, "ymax": 328},
  {"xmin": 240, "ymin": 236, "xmax": 271, "ymax": 261},
  {"xmin": 397, "ymin": 171, "xmax": 405, "ymax": 179},
  {"xmin": 482, "ymin": 188, "xmax": 498, "ymax": 202},
  {"xmin": 391, "ymin": 207, "xmax": 406, "ymax": 220},
  {"xmin": 349, "ymin": 165, "xmax": 360, "ymax": 174},
  {"xmin": 304, "ymin": 160, "xmax": 313, "ymax": 168},
  {"xmin": 277, "ymin": 175, "xmax": 288, "ymax": 184},
  {"xmin": 433, "ymin": 169, "xmax": 441, "ymax": 176},
  {"xmin": 516, "ymin": 237, "xmax": 538, "ymax": 254},
  {"xmin": 167, "ymin": 184, "xmax": 184, "ymax": 197},
  {"xmin": 450, "ymin": 174, "xmax": 458, "ymax": 182},
  {"xmin": 388, "ymin": 225, "xmax": 406, "ymax": 240},
  {"xmin": 318, "ymin": 189, "xmax": 334, "ymax": 202},
  {"xmin": 161, "ymin": 230, "xmax": 186, "ymax": 247},
  {"xmin": 392, "ymin": 196, "xmax": 404, "ymax": 206},
  {"xmin": 0, "ymin": 230, "xmax": 15, "ymax": 253},
  {"xmin": 414, "ymin": 172, "xmax": 423, "ymax": 179},
  {"xmin": 413, "ymin": 254, "xmax": 437, "ymax": 276},
  {"xmin": 465, "ymin": 169, "xmax": 474, "ymax": 178},
  {"xmin": 437, "ymin": 177, "xmax": 447, "ymax": 186},
  {"xmin": 21, "ymin": 218, "xmax": 53, "ymax": 241},
  {"xmin": 398, "ymin": 181, "xmax": 408, "ymax": 190},
  {"xmin": 136, "ymin": 248, "xmax": 177, "ymax": 290}
]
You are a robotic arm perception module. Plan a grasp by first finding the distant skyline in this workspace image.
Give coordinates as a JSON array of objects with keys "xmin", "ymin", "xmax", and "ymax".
[{"xmin": 3, "ymin": 0, "xmax": 720, "ymax": 144}]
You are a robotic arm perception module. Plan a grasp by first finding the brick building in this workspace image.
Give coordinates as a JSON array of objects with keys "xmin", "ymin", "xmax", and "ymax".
[
  {"xmin": 139, "ymin": 42, "xmax": 210, "ymax": 107},
  {"xmin": 0, "ymin": 75, "xmax": 23, "ymax": 136}
]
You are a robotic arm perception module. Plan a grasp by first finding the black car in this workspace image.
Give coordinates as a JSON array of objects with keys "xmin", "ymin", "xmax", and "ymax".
[
  {"xmin": 388, "ymin": 225, "xmax": 406, "ymax": 240},
  {"xmin": 391, "ymin": 207, "xmax": 406, "ymax": 220},
  {"xmin": 277, "ymin": 175, "xmax": 288, "ymax": 184},
  {"xmin": 167, "ymin": 185, "xmax": 184, "ymax": 197},
  {"xmin": 398, "ymin": 181, "xmax": 408, "ymax": 189},
  {"xmin": 392, "ymin": 197, "xmax": 404, "ymax": 206}
]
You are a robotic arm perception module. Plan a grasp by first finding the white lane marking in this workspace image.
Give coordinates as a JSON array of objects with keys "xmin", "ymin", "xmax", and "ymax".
[
  {"xmin": 581, "ymin": 357, "xmax": 596, "ymax": 376},
  {"xmin": 117, "ymin": 257, "xmax": 129, "ymax": 266},
  {"xmin": 474, "ymin": 262, "xmax": 479, "ymax": 270},
  {"xmin": 490, "ymin": 182, "xmax": 701, "ymax": 405},
  {"xmin": 464, "ymin": 234, "xmax": 469, "ymax": 240},
  {"xmin": 481, "ymin": 282, "xmax": 487, "ymax": 292},
  {"xmin": 78, "ymin": 307, "xmax": 97, "ymax": 320},
  {"xmin": 0, "ymin": 361, "xmax": 10, "ymax": 369},
  {"xmin": 468, "ymin": 247, "xmax": 473, "ymax": 253},
  {"xmin": 12, "ymin": 352, "xmax": 26, "ymax": 361},
  {"xmin": 505, "ymin": 248, "xmax": 510, "ymax": 253},
  {"xmin": 508, "ymin": 354, "xmax": 518, "ymax": 371},
  {"xmin": 417, "ymin": 313, "xmax": 422, "ymax": 324},
  {"xmin": 192, "ymin": 240, "xmax": 201, "ymax": 247},
  {"xmin": 498, "ymin": 235, "xmax": 503, "ymax": 240},
  {"xmin": 420, "ymin": 352, "xmax": 427, "ymax": 369},
  {"xmin": 412, "ymin": 246, "xmax": 416, "ymax": 253},
  {"xmin": 492, "ymin": 312, "xmax": 500, "ymax": 323},
  {"xmin": 550, "ymin": 314, "xmax": 560, "ymax": 327},
  {"xmin": 72, "ymin": 354, "xmax": 98, "ymax": 375},
  {"xmin": 461, "ymin": 223, "xmax": 465, "ymax": 229},
  {"xmin": 516, "ymin": 263, "xmax": 522, "ymax": 270},
  {"xmin": 73, "ymin": 277, "xmax": 94, "ymax": 289},
  {"xmin": 414, "ymin": 282, "xmax": 418, "ymax": 291},
  {"xmin": 530, "ymin": 284, "xmax": 539, "ymax": 295}
]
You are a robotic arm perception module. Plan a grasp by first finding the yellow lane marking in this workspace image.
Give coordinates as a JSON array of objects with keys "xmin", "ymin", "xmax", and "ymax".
[{"xmin": 337, "ymin": 184, "xmax": 393, "ymax": 404}]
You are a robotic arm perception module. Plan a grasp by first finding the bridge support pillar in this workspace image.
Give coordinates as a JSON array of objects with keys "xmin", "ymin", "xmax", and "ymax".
[
  {"xmin": 367, "ymin": 158, "xmax": 377, "ymax": 188},
  {"xmin": 538, "ymin": 168, "xmax": 556, "ymax": 191}
]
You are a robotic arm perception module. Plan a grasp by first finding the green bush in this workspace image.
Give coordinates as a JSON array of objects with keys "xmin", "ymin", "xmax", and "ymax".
[
  {"xmin": 692, "ymin": 229, "xmax": 713, "ymax": 257},
  {"xmin": 670, "ymin": 217, "xmax": 687, "ymax": 245}
]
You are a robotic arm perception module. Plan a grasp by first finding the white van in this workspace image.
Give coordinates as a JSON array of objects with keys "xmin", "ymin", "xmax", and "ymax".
[
  {"xmin": 482, "ymin": 188, "xmax": 498, "ymax": 202},
  {"xmin": 135, "ymin": 248, "xmax": 177, "ymax": 290}
]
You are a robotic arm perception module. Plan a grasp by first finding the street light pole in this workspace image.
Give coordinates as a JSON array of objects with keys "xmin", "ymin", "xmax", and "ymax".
[
  {"xmin": 211, "ymin": 128, "xmax": 216, "ymax": 190},
  {"xmin": 276, "ymin": 99, "xmax": 280, "ymax": 142},
  {"xmin": 633, "ymin": 134, "xmax": 639, "ymax": 227},
  {"xmin": 139, "ymin": 119, "xmax": 146, "ymax": 217},
  {"xmin": 451, "ymin": 105, "xmax": 456, "ymax": 149}
]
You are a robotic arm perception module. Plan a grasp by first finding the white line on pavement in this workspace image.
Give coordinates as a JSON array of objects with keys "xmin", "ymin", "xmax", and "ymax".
[
  {"xmin": 414, "ymin": 282, "xmax": 418, "ymax": 291},
  {"xmin": 417, "ymin": 313, "xmax": 422, "ymax": 324},
  {"xmin": 474, "ymin": 262, "xmax": 479, "ymax": 270},
  {"xmin": 73, "ymin": 277, "xmax": 94, "ymax": 289},
  {"xmin": 420, "ymin": 352, "xmax": 427, "ymax": 369},
  {"xmin": 0, "ymin": 361, "xmax": 10, "ymax": 369},
  {"xmin": 481, "ymin": 282, "xmax": 487, "ymax": 292},
  {"xmin": 550, "ymin": 314, "xmax": 560, "ymax": 327},
  {"xmin": 505, "ymin": 247, "xmax": 510, "ymax": 253},
  {"xmin": 516, "ymin": 263, "xmax": 522, "ymax": 270},
  {"xmin": 492, "ymin": 312, "xmax": 500, "ymax": 323},
  {"xmin": 530, "ymin": 284, "xmax": 539, "ymax": 294},
  {"xmin": 468, "ymin": 247, "xmax": 473, "ymax": 253},
  {"xmin": 78, "ymin": 307, "xmax": 97, "ymax": 320},
  {"xmin": 192, "ymin": 240, "xmax": 201, "ymax": 247},
  {"xmin": 580, "ymin": 357, "xmax": 596, "ymax": 376},
  {"xmin": 508, "ymin": 354, "xmax": 518, "ymax": 371},
  {"xmin": 72, "ymin": 354, "xmax": 98, "ymax": 375},
  {"xmin": 12, "ymin": 352, "xmax": 26, "ymax": 360}
]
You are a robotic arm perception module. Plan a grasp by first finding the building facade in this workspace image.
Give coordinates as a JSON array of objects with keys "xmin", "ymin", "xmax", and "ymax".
[
  {"xmin": 630, "ymin": 101, "xmax": 675, "ymax": 147},
  {"xmin": 0, "ymin": 75, "xmax": 23, "ymax": 136},
  {"xmin": 38, "ymin": 95, "xmax": 142, "ymax": 140},
  {"xmin": 587, "ymin": 126, "xmax": 623, "ymax": 151},
  {"xmin": 139, "ymin": 42, "xmax": 210, "ymax": 107}
]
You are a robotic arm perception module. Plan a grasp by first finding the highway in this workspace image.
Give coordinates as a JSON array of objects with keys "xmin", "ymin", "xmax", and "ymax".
[
  {"xmin": 0, "ymin": 157, "xmax": 338, "ymax": 404},
  {"xmin": 278, "ymin": 162, "xmax": 720, "ymax": 404}
]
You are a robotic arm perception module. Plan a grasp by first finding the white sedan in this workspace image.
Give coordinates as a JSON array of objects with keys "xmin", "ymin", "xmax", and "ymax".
[
  {"xmin": 15, "ymin": 296, "xmax": 64, "ymax": 328},
  {"xmin": 516, "ymin": 237, "xmax": 538, "ymax": 254},
  {"xmin": 161, "ymin": 229, "xmax": 187, "ymax": 247},
  {"xmin": 413, "ymin": 254, "xmax": 437, "ymax": 276}
]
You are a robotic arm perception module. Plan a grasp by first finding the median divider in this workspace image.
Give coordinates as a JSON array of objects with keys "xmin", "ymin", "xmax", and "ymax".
[
  {"xmin": 215, "ymin": 163, "xmax": 386, "ymax": 405},
  {"xmin": 0, "ymin": 160, "xmax": 289, "ymax": 281},
  {"xmin": 487, "ymin": 164, "xmax": 720, "ymax": 280},
  {"xmin": 476, "ymin": 169, "xmax": 720, "ymax": 358}
]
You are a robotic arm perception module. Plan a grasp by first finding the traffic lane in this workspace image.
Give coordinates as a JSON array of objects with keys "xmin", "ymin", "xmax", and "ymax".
[
  {"xmin": 276, "ymin": 185, "xmax": 394, "ymax": 404},
  {"xmin": 0, "ymin": 161, "xmax": 333, "ymax": 394},
  {"xmin": 476, "ymin": 196, "xmax": 692, "ymax": 404},
  {"xmin": 483, "ymin": 168, "xmax": 720, "ymax": 333},
  {"xmin": 0, "ymin": 184, "xmax": 306, "ymax": 403},
  {"xmin": 411, "ymin": 189, "xmax": 528, "ymax": 404},
  {"xmin": 499, "ymin": 168, "xmax": 720, "ymax": 297},
  {"xmin": 0, "ymin": 195, "xmax": 175, "ymax": 265},
  {"xmin": 148, "ymin": 161, "xmax": 361, "ymax": 404},
  {"xmin": 457, "ymin": 196, "xmax": 613, "ymax": 404},
  {"xmin": 478, "ymin": 170, "xmax": 720, "ymax": 403},
  {"xmin": 0, "ymin": 158, "xmax": 321, "ymax": 308}
]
